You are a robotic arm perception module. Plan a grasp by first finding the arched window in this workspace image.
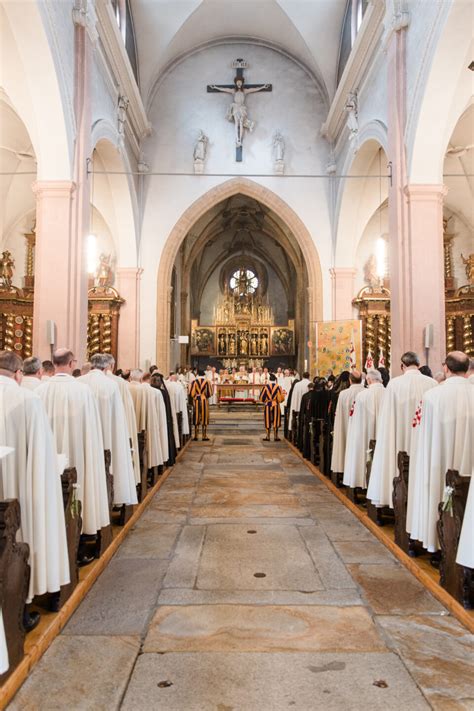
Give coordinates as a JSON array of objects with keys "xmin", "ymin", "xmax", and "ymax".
[
  {"xmin": 337, "ymin": 0, "xmax": 369, "ymax": 86},
  {"xmin": 111, "ymin": 0, "xmax": 139, "ymax": 84},
  {"xmin": 229, "ymin": 268, "xmax": 259, "ymax": 295}
]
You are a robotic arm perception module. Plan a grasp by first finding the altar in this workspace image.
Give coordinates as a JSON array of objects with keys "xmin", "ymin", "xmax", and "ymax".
[{"xmin": 190, "ymin": 267, "xmax": 295, "ymax": 368}]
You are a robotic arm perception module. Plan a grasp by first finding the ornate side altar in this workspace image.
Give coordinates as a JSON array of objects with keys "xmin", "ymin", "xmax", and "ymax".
[{"xmin": 191, "ymin": 267, "xmax": 295, "ymax": 365}]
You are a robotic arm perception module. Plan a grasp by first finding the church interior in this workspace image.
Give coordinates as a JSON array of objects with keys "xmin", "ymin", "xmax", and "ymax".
[{"xmin": 0, "ymin": 0, "xmax": 473, "ymax": 708}]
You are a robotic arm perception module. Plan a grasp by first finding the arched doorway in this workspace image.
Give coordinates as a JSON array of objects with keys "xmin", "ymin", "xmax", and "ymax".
[{"xmin": 156, "ymin": 178, "xmax": 323, "ymax": 373}]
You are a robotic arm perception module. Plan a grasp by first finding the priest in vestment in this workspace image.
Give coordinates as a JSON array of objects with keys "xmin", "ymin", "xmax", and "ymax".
[
  {"xmin": 150, "ymin": 373, "xmax": 177, "ymax": 463},
  {"xmin": 457, "ymin": 474, "xmax": 474, "ymax": 569},
  {"xmin": 21, "ymin": 356, "xmax": 43, "ymax": 391},
  {"xmin": 79, "ymin": 354, "xmax": 137, "ymax": 507},
  {"xmin": 367, "ymin": 352, "xmax": 436, "ymax": 508},
  {"xmin": 189, "ymin": 370, "xmax": 213, "ymax": 441},
  {"xmin": 167, "ymin": 374, "xmax": 190, "ymax": 440},
  {"xmin": 103, "ymin": 355, "xmax": 140, "ymax": 486},
  {"xmin": 330, "ymin": 370, "xmax": 365, "ymax": 475},
  {"xmin": 130, "ymin": 371, "xmax": 167, "ymax": 468},
  {"xmin": 37, "ymin": 349, "xmax": 111, "ymax": 542},
  {"xmin": 408, "ymin": 352, "xmax": 474, "ymax": 552},
  {"xmin": 288, "ymin": 372, "xmax": 311, "ymax": 434},
  {"xmin": 343, "ymin": 369, "xmax": 385, "ymax": 489},
  {"xmin": 0, "ymin": 351, "xmax": 70, "ymax": 614}
]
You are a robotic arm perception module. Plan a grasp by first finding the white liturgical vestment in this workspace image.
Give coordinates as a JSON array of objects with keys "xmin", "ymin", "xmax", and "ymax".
[
  {"xmin": 367, "ymin": 369, "xmax": 436, "ymax": 507},
  {"xmin": 0, "ymin": 610, "xmax": 8, "ymax": 674},
  {"xmin": 143, "ymin": 384, "xmax": 169, "ymax": 466},
  {"xmin": 343, "ymin": 383, "xmax": 385, "ymax": 488},
  {"xmin": 0, "ymin": 376, "xmax": 69, "ymax": 602},
  {"xmin": 288, "ymin": 378, "xmax": 310, "ymax": 431},
  {"xmin": 409, "ymin": 376, "xmax": 474, "ymax": 552},
  {"xmin": 79, "ymin": 370, "xmax": 137, "ymax": 506},
  {"xmin": 107, "ymin": 372, "xmax": 140, "ymax": 485},
  {"xmin": 457, "ymin": 473, "xmax": 474, "ymax": 568},
  {"xmin": 37, "ymin": 374, "xmax": 110, "ymax": 535},
  {"xmin": 166, "ymin": 379, "xmax": 190, "ymax": 437},
  {"xmin": 330, "ymin": 384, "xmax": 365, "ymax": 473},
  {"xmin": 21, "ymin": 375, "xmax": 42, "ymax": 391}
]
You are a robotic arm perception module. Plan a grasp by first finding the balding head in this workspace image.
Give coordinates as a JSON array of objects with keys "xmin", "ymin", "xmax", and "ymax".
[
  {"xmin": 349, "ymin": 369, "xmax": 362, "ymax": 384},
  {"xmin": 0, "ymin": 350, "xmax": 23, "ymax": 382},
  {"xmin": 53, "ymin": 348, "xmax": 75, "ymax": 373},
  {"xmin": 81, "ymin": 362, "xmax": 91, "ymax": 375},
  {"xmin": 444, "ymin": 351, "xmax": 469, "ymax": 377}
]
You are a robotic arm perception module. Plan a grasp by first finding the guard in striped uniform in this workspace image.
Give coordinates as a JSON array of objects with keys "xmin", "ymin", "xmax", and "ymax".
[
  {"xmin": 189, "ymin": 370, "xmax": 213, "ymax": 441},
  {"xmin": 259, "ymin": 373, "xmax": 284, "ymax": 442}
]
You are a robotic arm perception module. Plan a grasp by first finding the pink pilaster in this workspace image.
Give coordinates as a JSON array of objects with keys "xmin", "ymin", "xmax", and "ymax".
[
  {"xmin": 330, "ymin": 268, "xmax": 356, "ymax": 320},
  {"xmin": 116, "ymin": 267, "xmax": 143, "ymax": 368},
  {"xmin": 32, "ymin": 181, "xmax": 87, "ymax": 359}
]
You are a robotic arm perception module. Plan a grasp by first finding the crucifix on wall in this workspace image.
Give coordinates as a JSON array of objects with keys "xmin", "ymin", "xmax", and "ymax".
[{"xmin": 207, "ymin": 59, "xmax": 272, "ymax": 162}]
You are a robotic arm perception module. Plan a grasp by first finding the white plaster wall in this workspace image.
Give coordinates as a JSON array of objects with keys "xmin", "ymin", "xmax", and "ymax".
[{"xmin": 139, "ymin": 43, "xmax": 332, "ymax": 364}]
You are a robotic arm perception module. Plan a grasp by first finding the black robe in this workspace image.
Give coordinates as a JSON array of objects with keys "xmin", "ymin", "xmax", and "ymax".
[
  {"xmin": 152, "ymin": 383, "xmax": 177, "ymax": 466},
  {"xmin": 284, "ymin": 378, "xmax": 300, "ymax": 440}
]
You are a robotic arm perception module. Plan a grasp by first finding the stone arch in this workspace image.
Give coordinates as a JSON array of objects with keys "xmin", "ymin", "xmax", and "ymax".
[{"xmin": 156, "ymin": 177, "xmax": 323, "ymax": 372}]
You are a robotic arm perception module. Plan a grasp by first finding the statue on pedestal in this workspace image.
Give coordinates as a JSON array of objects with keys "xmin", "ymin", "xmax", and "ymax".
[
  {"xmin": 0, "ymin": 251, "xmax": 15, "ymax": 290},
  {"xmin": 272, "ymin": 131, "xmax": 285, "ymax": 175},
  {"xmin": 193, "ymin": 130, "xmax": 208, "ymax": 174},
  {"xmin": 95, "ymin": 253, "xmax": 114, "ymax": 288}
]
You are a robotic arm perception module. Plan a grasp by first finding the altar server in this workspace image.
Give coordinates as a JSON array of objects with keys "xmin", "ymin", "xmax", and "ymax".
[
  {"xmin": 367, "ymin": 352, "xmax": 436, "ymax": 508},
  {"xmin": 79, "ymin": 354, "xmax": 137, "ymax": 507},
  {"xmin": 103, "ymin": 354, "xmax": 140, "ymax": 485},
  {"xmin": 343, "ymin": 369, "xmax": 385, "ymax": 489},
  {"xmin": 330, "ymin": 370, "xmax": 364, "ymax": 474},
  {"xmin": 409, "ymin": 352, "xmax": 474, "ymax": 552},
  {"xmin": 38, "ymin": 349, "xmax": 111, "ymax": 538},
  {"xmin": 189, "ymin": 370, "xmax": 213, "ymax": 441},
  {"xmin": 0, "ymin": 351, "xmax": 69, "ymax": 607}
]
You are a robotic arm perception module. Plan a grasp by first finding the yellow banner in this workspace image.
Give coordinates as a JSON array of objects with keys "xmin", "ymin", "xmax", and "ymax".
[{"xmin": 315, "ymin": 319, "xmax": 362, "ymax": 375}]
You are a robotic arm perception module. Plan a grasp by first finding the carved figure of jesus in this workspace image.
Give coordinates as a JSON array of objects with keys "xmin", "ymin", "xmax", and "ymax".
[{"xmin": 209, "ymin": 77, "xmax": 270, "ymax": 147}]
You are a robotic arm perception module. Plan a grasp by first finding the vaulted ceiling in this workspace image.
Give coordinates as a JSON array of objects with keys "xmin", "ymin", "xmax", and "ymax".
[{"xmin": 130, "ymin": 0, "xmax": 348, "ymax": 107}]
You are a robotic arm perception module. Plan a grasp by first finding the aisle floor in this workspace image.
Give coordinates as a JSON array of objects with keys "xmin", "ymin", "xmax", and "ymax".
[{"xmin": 10, "ymin": 429, "xmax": 474, "ymax": 710}]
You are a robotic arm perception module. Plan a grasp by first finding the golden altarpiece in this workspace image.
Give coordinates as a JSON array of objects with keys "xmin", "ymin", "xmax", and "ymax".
[
  {"xmin": 353, "ymin": 224, "xmax": 474, "ymax": 366},
  {"xmin": 191, "ymin": 266, "xmax": 295, "ymax": 367},
  {"xmin": 0, "ymin": 232, "xmax": 124, "ymax": 361}
]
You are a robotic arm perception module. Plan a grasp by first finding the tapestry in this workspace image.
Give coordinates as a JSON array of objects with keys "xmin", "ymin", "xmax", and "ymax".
[{"xmin": 315, "ymin": 319, "xmax": 362, "ymax": 374}]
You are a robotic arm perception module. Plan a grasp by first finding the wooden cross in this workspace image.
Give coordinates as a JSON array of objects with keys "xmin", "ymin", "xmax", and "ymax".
[{"xmin": 207, "ymin": 59, "xmax": 272, "ymax": 162}]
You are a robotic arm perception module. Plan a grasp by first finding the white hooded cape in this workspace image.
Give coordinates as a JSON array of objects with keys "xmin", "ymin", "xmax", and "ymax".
[
  {"xmin": 343, "ymin": 383, "xmax": 385, "ymax": 488},
  {"xmin": 37, "ymin": 374, "xmax": 110, "ymax": 535},
  {"xmin": 79, "ymin": 370, "xmax": 137, "ymax": 506},
  {"xmin": 0, "ymin": 376, "xmax": 70, "ymax": 602},
  {"xmin": 409, "ymin": 376, "xmax": 474, "ymax": 552},
  {"xmin": 330, "ymin": 384, "xmax": 365, "ymax": 473},
  {"xmin": 166, "ymin": 379, "xmax": 190, "ymax": 436},
  {"xmin": 367, "ymin": 370, "xmax": 436, "ymax": 507},
  {"xmin": 288, "ymin": 378, "xmax": 310, "ymax": 431},
  {"xmin": 108, "ymin": 372, "xmax": 140, "ymax": 485},
  {"xmin": 457, "ymin": 473, "xmax": 474, "ymax": 568}
]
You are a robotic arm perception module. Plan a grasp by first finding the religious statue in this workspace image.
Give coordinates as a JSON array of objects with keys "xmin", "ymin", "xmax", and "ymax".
[
  {"xmin": 251, "ymin": 333, "xmax": 258, "ymax": 356},
  {"xmin": 240, "ymin": 332, "xmax": 249, "ymax": 355},
  {"xmin": 461, "ymin": 253, "xmax": 474, "ymax": 286},
  {"xmin": 0, "ymin": 250, "xmax": 14, "ymax": 289},
  {"xmin": 260, "ymin": 332, "xmax": 269, "ymax": 356},
  {"xmin": 272, "ymin": 131, "xmax": 285, "ymax": 175},
  {"xmin": 218, "ymin": 332, "xmax": 226, "ymax": 355},
  {"xmin": 117, "ymin": 95, "xmax": 129, "ymax": 145},
  {"xmin": 95, "ymin": 253, "xmax": 114, "ymax": 288},
  {"xmin": 228, "ymin": 333, "xmax": 236, "ymax": 356},
  {"xmin": 345, "ymin": 92, "xmax": 358, "ymax": 141},
  {"xmin": 364, "ymin": 254, "xmax": 380, "ymax": 290},
  {"xmin": 209, "ymin": 76, "xmax": 270, "ymax": 147},
  {"xmin": 193, "ymin": 130, "xmax": 208, "ymax": 174}
]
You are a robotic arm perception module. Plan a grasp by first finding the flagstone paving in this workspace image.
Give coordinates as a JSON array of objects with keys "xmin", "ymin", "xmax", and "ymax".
[{"xmin": 10, "ymin": 425, "xmax": 474, "ymax": 710}]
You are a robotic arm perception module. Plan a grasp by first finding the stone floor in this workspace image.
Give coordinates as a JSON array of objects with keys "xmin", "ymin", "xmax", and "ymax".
[{"xmin": 10, "ymin": 423, "xmax": 474, "ymax": 711}]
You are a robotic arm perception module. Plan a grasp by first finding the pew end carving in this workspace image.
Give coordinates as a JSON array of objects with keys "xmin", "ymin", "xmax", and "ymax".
[
  {"xmin": 0, "ymin": 500, "xmax": 30, "ymax": 683},
  {"xmin": 437, "ymin": 469, "xmax": 473, "ymax": 609}
]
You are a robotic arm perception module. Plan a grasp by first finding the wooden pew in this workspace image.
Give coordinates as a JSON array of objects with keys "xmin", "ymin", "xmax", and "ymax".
[
  {"xmin": 95, "ymin": 449, "xmax": 113, "ymax": 557},
  {"xmin": 437, "ymin": 469, "xmax": 474, "ymax": 609},
  {"xmin": 0, "ymin": 500, "xmax": 29, "ymax": 683},
  {"xmin": 392, "ymin": 451, "xmax": 419, "ymax": 555},
  {"xmin": 366, "ymin": 440, "xmax": 394, "ymax": 527},
  {"xmin": 58, "ymin": 468, "xmax": 82, "ymax": 608}
]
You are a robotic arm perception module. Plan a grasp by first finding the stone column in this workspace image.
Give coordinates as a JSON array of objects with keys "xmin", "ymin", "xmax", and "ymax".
[
  {"xmin": 116, "ymin": 267, "xmax": 143, "ymax": 368},
  {"xmin": 330, "ymin": 268, "xmax": 356, "ymax": 320},
  {"xmin": 386, "ymin": 13, "xmax": 446, "ymax": 372},
  {"xmin": 32, "ymin": 181, "xmax": 84, "ymax": 359}
]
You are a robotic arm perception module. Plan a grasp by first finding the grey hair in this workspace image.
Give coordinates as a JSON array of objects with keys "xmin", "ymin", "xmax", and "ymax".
[
  {"xmin": 103, "ymin": 353, "xmax": 115, "ymax": 367},
  {"xmin": 366, "ymin": 369, "xmax": 382, "ymax": 383},
  {"xmin": 130, "ymin": 368, "xmax": 143, "ymax": 381},
  {"xmin": 23, "ymin": 356, "xmax": 42, "ymax": 375},
  {"xmin": 90, "ymin": 353, "xmax": 110, "ymax": 371}
]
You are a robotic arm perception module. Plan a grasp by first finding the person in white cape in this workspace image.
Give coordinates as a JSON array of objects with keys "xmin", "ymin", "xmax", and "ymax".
[
  {"xmin": 288, "ymin": 371, "xmax": 311, "ymax": 433},
  {"xmin": 37, "ymin": 349, "xmax": 110, "ymax": 545},
  {"xmin": 103, "ymin": 354, "xmax": 140, "ymax": 486},
  {"xmin": 166, "ymin": 374, "xmax": 190, "ymax": 440},
  {"xmin": 0, "ymin": 351, "xmax": 69, "ymax": 625},
  {"xmin": 279, "ymin": 368, "xmax": 294, "ymax": 416},
  {"xmin": 457, "ymin": 472, "xmax": 474, "ymax": 569},
  {"xmin": 343, "ymin": 369, "xmax": 385, "ymax": 489},
  {"xmin": 20, "ymin": 356, "xmax": 43, "ymax": 391},
  {"xmin": 79, "ymin": 354, "xmax": 137, "ymax": 507},
  {"xmin": 408, "ymin": 351, "xmax": 474, "ymax": 553},
  {"xmin": 367, "ymin": 351, "xmax": 436, "ymax": 508},
  {"xmin": 142, "ymin": 373, "xmax": 170, "ymax": 465},
  {"xmin": 330, "ymin": 370, "xmax": 365, "ymax": 474},
  {"xmin": 468, "ymin": 357, "xmax": 474, "ymax": 384}
]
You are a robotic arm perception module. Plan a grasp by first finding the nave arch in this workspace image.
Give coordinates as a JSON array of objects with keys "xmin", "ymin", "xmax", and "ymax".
[{"xmin": 156, "ymin": 178, "xmax": 324, "ymax": 373}]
